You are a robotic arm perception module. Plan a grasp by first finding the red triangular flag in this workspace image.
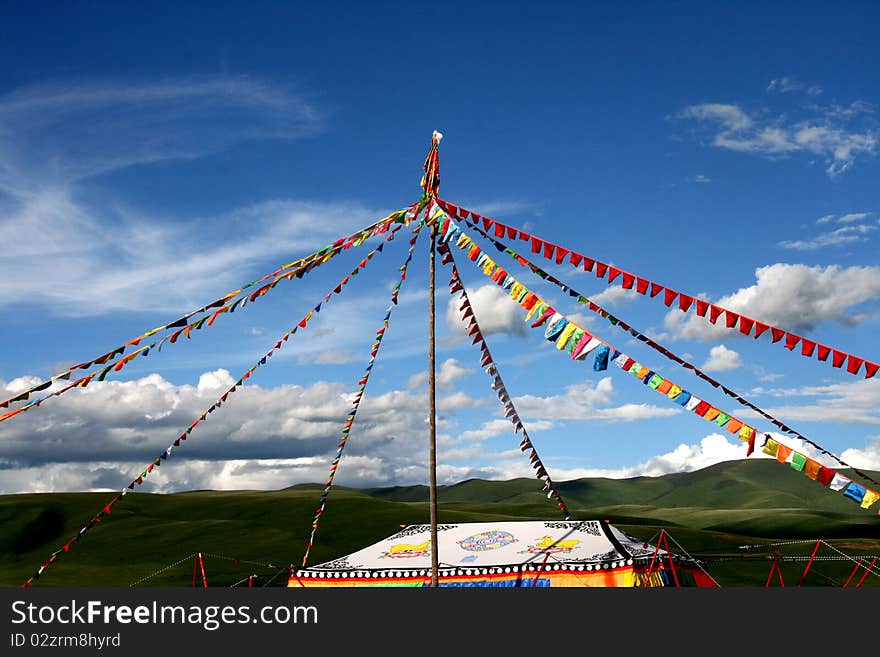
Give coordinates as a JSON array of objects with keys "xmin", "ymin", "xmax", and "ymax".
[
  {"xmin": 678, "ymin": 294, "xmax": 694, "ymax": 312},
  {"xmin": 531, "ymin": 236, "xmax": 542, "ymax": 254},
  {"xmin": 800, "ymin": 339, "xmax": 816, "ymax": 357},
  {"xmin": 664, "ymin": 288, "xmax": 678, "ymax": 307},
  {"xmin": 595, "ymin": 262, "xmax": 608, "ymax": 278},
  {"xmin": 570, "ymin": 252, "xmax": 583, "ymax": 267},
  {"xmin": 725, "ymin": 311, "xmax": 739, "ymax": 329},
  {"xmin": 636, "ymin": 278, "xmax": 649, "ymax": 295},
  {"xmin": 753, "ymin": 321, "xmax": 769, "ymax": 338},
  {"xmin": 784, "ymin": 333, "xmax": 800, "ymax": 350},
  {"xmin": 622, "ymin": 272, "xmax": 635, "ymax": 289},
  {"xmin": 650, "ymin": 282, "xmax": 663, "ymax": 298},
  {"xmin": 494, "ymin": 224, "xmax": 505, "ymax": 238},
  {"xmin": 607, "ymin": 266, "xmax": 622, "ymax": 284},
  {"xmin": 737, "ymin": 316, "xmax": 754, "ymax": 336},
  {"xmin": 816, "ymin": 344, "xmax": 831, "ymax": 361},
  {"xmin": 709, "ymin": 305, "xmax": 724, "ymax": 324},
  {"xmin": 507, "ymin": 226, "xmax": 517, "ymax": 239},
  {"xmin": 846, "ymin": 355, "xmax": 864, "ymax": 375},
  {"xmin": 770, "ymin": 327, "xmax": 785, "ymax": 343},
  {"xmin": 555, "ymin": 247, "xmax": 569, "ymax": 264},
  {"xmin": 482, "ymin": 217, "xmax": 493, "ymax": 231},
  {"xmin": 543, "ymin": 242, "xmax": 555, "ymax": 260},
  {"xmin": 864, "ymin": 361, "xmax": 880, "ymax": 379},
  {"xmin": 831, "ymin": 349, "xmax": 847, "ymax": 368},
  {"xmin": 695, "ymin": 299, "xmax": 709, "ymax": 316}
]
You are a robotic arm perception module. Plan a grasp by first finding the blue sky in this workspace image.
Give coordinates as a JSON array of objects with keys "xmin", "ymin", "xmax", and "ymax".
[{"xmin": 1, "ymin": 1, "xmax": 879, "ymax": 495}]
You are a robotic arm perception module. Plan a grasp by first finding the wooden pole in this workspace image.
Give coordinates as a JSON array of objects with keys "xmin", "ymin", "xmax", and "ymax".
[
  {"xmin": 423, "ymin": 130, "xmax": 442, "ymax": 588},
  {"xmin": 428, "ymin": 215, "xmax": 439, "ymax": 588}
]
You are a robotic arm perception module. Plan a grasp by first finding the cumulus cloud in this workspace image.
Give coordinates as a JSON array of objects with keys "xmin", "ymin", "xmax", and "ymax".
[
  {"xmin": 511, "ymin": 378, "xmax": 680, "ymax": 423},
  {"xmin": 407, "ymin": 358, "xmax": 474, "ymax": 390},
  {"xmin": 0, "ymin": 371, "xmax": 462, "ymax": 490},
  {"xmin": 679, "ymin": 101, "xmax": 876, "ymax": 176},
  {"xmin": 700, "ymin": 345, "xmax": 742, "ymax": 372},
  {"xmin": 588, "ymin": 286, "xmax": 639, "ymax": 307},
  {"xmin": 445, "ymin": 284, "xmax": 526, "ymax": 338},
  {"xmin": 664, "ymin": 263, "xmax": 880, "ymax": 341},
  {"xmin": 840, "ymin": 436, "xmax": 880, "ymax": 469}
]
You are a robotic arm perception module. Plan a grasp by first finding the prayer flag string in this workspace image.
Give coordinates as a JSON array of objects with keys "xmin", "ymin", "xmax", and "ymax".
[
  {"xmin": 1, "ymin": 203, "xmax": 426, "ymax": 419},
  {"xmin": 20, "ymin": 218, "xmax": 413, "ymax": 588},
  {"xmin": 301, "ymin": 219, "xmax": 425, "ymax": 567},
  {"xmin": 436, "ymin": 199, "xmax": 879, "ymax": 381},
  {"xmin": 433, "ymin": 207, "xmax": 880, "ymax": 515},
  {"xmin": 438, "ymin": 238, "xmax": 571, "ymax": 518},
  {"xmin": 456, "ymin": 210, "xmax": 880, "ymax": 491}
]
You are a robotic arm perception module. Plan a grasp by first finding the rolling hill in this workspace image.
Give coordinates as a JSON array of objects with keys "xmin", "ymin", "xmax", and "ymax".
[{"xmin": 2, "ymin": 460, "xmax": 878, "ymax": 587}]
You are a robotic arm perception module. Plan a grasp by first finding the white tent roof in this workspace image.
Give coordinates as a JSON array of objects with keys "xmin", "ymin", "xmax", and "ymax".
[{"xmin": 305, "ymin": 520, "xmax": 662, "ymax": 572}]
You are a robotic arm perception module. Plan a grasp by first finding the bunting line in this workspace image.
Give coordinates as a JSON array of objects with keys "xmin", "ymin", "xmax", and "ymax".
[
  {"xmin": 434, "ymin": 210, "xmax": 880, "ymax": 516},
  {"xmin": 301, "ymin": 219, "xmax": 425, "ymax": 567},
  {"xmin": 20, "ymin": 220, "xmax": 410, "ymax": 588},
  {"xmin": 1, "ymin": 202, "xmax": 426, "ymax": 418},
  {"xmin": 436, "ymin": 199, "xmax": 879, "ymax": 381},
  {"xmin": 457, "ymin": 210, "xmax": 880, "ymax": 491},
  {"xmin": 437, "ymin": 240, "xmax": 572, "ymax": 519}
]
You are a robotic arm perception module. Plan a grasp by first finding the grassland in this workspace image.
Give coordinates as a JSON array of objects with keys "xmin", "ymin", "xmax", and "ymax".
[{"xmin": 2, "ymin": 460, "xmax": 878, "ymax": 587}]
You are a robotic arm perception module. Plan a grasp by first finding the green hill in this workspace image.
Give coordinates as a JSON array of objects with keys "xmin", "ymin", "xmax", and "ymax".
[{"xmin": 2, "ymin": 460, "xmax": 878, "ymax": 587}]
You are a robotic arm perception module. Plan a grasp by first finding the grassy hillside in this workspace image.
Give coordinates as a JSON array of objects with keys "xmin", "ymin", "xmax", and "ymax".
[{"xmin": 2, "ymin": 460, "xmax": 878, "ymax": 588}]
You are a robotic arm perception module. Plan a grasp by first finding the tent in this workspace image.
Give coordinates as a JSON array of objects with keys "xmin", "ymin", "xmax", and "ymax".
[{"xmin": 289, "ymin": 520, "xmax": 714, "ymax": 587}]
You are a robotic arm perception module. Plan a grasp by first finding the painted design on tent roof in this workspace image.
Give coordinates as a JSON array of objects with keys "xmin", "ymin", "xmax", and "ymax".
[
  {"xmin": 457, "ymin": 531, "xmax": 517, "ymax": 552},
  {"xmin": 303, "ymin": 521, "xmax": 668, "ymax": 572}
]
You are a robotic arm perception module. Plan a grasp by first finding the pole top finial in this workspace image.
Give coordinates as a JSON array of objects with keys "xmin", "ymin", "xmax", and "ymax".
[{"xmin": 421, "ymin": 131, "xmax": 442, "ymax": 199}]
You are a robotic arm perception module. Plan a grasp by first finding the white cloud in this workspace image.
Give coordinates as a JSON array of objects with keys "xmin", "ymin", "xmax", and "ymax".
[
  {"xmin": 840, "ymin": 436, "xmax": 880, "ymax": 469},
  {"xmin": 297, "ymin": 350, "xmax": 359, "ymax": 366},
  {"xmin": 407, "ymin": 358, "xmax": 474, "ymax": 390},
  {"xmin": 0, "ymin": 197, "xmax": 387, "ymax": 316},
  {"xmin": 0, "ymin": 78, "xmax": 378, "ymax": 317},
  {"xmin": 459, "ymin": 419, "xmax": 554, "ymax": 442},
  {"xmin": 0, "ymin": 371, "xmax": 453, "ymax": 492},
  {"xmin": 838, "ymin": 212, "xmax": 870, "ymax": 224},
  {"xmin": 700, "ymin": 345, "xmax": 742, "ymax": 372},
  {"xmin": 767, "ymin": 77, "xmax": 822, "ymax": 96},
  {"xmin": 445, "ymin": 284, "xmax": 526, "ymax": 338},
  {"xmin": 664, "ymin": 263, "xmax": 880, "ymax": 340},
  {"xmin": 756, "ymin": 379, "xmax": 880, "ymax": 425},
  {"xmin": 779, "ymin": 224, "xmax": 875, "ymax": 250},
  {"xmin": 511, "ymin": 378, "xmax": 680, "ymax": 423},
  {"xmin": 0, "ymin": 77, "xmax": 319, "ymax": 190},
  {"xmin": 438, "ymin": 358, "xmax": 474, "ymax": 389},
  {"xmin": 438, "ymin": 391, "xmax": 486, "ymax": 411},
  {"xmin": 816, "ymin": 214, "xmax": 835, "ymax": 225},
  {"xmin": 475, "ymin": 433, "xmax": 771, "ymax": 482},
  {"xmin": 691, "ymin": 174, "xmax": 712, "ymax": 183},
  {"xmin": 679, "ymin": 101, "xmax": 876, "ymax": 176},
  {"xmin": 588, "ymin": 286, "xmax": 639, "ymax": 307}
]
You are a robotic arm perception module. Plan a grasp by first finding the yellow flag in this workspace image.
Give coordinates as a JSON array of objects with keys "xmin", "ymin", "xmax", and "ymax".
[
  {"xmin": 861, "ymin": 490, "xmax": 880, "ymax": 509},
  {"xmin": 556, "ymin": 323, "xmax": 578, "ymax": 350},
  {"xmin": 666, "ymin": 384, "xmax": 682, "ymax": 399}
]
